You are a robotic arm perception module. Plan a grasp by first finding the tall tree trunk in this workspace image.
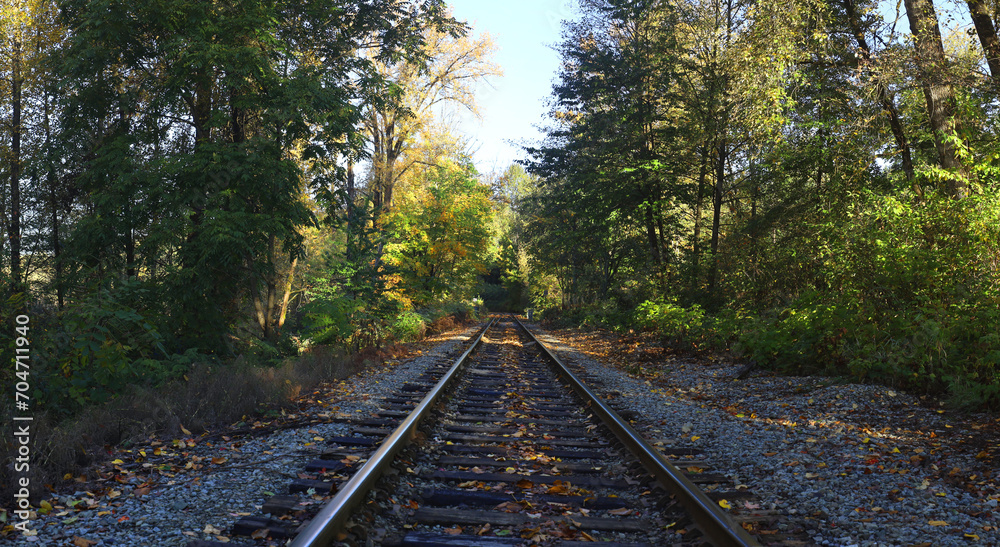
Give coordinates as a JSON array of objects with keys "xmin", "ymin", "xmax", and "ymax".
[
  {"xmin": 252, "ymin": 235, "xmax": 280, "ymax": 341},
  {"xmin": 645, "ymin": 204, "xmax": 661, "ymax": 266},
  {"xmin": 9, "ymin": 35, "xmax": 23, "ymax": 292},
  {"xmin": 843, "ymin": 0, "xmax": 917, "ymax": 188},
  {"xmin": 277, "ymin": 256, "xmax": 297, "ymax": 331},
  {"xmin": 708, "ymin": 141, "xmax": 726, "ymax": 294},
  {"xmin": 187, "ymin": 72, "xmax": 213, "ymax": 248},
  {"xmin": 346, "ymin": 160, "xmax": 356, "ymax": 227},
  {"xmin": 44, "ymin": 90, "xmax": 63, "ymax": 308},
  {"xmin": 903, "ymin": 0, "xmax": 969, "ymax": 198},
  {"xmin": 691, "ymin": 148, "xmax": 708, "ymax": 294},
  {"xmin": 119, "ymin": 106, "xmax": 136, "ymax": 278},
  {"xmin": 967, "ymin": 0, "xmax": 1000, "ymax": 82}
]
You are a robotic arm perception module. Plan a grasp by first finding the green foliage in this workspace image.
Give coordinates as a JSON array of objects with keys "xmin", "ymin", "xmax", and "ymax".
[
  {"xmin": 31, "ymin": 282, "xmax": 207, "ymax": 415},
  {"xmin": 391, "ymin": 311, "xmax": 427, "ymax": 343},
  {"xmin": 385, "ymin": 159, "xmax": 496, "ymax": 307},
  {"xmin": 634, "ymin": 298, "xmax": 706, "ymax": 346}
]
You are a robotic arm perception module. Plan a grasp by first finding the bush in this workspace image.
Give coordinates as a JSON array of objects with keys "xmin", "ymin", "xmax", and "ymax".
[
  {"xmin": 392, "ymin": 311, "xmax": 427, "ymax": 342},
  {"xmin": 634, "ymin": 298, "xmax": 706, "ymax": 346},
  {"xmin": 33, "ymin": 285, "xmax": 173, "ymax": 415}
]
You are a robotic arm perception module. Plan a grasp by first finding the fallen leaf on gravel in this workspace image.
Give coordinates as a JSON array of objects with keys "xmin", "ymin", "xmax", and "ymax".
[
  {"xmin": 607, "ymin": 508, "xmax": 631, "ymax": 515},
  {"xmin": 203, "ymin": 524, "xmax": 223, "ymax": 534},
  {"xmin": 211, "ymin": 457, "xmax": 227, "ymax": 465},
  {"xmin": 72, "ymin": 538, "xmax": 97, "ymax": 547},
  {"xmin": 443, "ymin": 527, "xmax": 463, "ymax": 535},
  {"xmin": 718, "ymin": 499, "xmax": 731, "ymax": 509},
  {"xmin": 928, "ymin": 520, "xmax": 948, "ymax": 526},
  {"xmin": 251, "ymin": 529, "xmax": 268, "ymax": 539},
  {"xmin": 516, "ymin": 479, "xmax": 534, "ymax": 489}
]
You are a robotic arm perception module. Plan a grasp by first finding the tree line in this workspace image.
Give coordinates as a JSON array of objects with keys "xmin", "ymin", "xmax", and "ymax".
[
  {"xmin": 514, "ymin": 0, "xmax": 1000, "ymax": 408},
  {"xmin": 0, "ymin": 0, "xmax": 501, "ymax": 415}
]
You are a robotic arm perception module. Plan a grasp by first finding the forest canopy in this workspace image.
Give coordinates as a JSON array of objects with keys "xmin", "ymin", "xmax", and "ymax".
[
  {"xmin": 0, "ymin": 0, "xmax": 501, "ymax": 415},
  {"xmin": 515, "ymin": 0, "xmax": 1000, "ymax": 409}
]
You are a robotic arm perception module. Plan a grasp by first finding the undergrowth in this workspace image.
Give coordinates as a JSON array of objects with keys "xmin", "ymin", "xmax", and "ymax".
[{"xmin": 543, "ymin": 296, "xmax": 1000, "ymax": 411}]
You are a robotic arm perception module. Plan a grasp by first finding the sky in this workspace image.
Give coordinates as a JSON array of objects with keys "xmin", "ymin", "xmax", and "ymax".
[{"xmin": 444, "ymin": 0, "xmax": 578, "ymax": 175}]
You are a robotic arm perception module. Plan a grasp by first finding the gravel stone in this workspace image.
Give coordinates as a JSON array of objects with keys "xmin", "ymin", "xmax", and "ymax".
[
  {"xmin": 531, "ymin": 325, "xmax": 999, "ymax": 547},
  {"xmin": 8, "ymin": 326, "xmax": 477, "ymax": 546}
]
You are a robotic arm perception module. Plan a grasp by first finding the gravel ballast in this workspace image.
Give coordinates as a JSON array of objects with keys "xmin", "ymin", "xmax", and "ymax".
[
  {"xmin": 9, "ymin": 321, "xmax": 998, "ymax": 546},
  {"xmin": 532, "ymin": 325, "xmax": 999, "ymax": 546},
  {"xmin": 7, "ymin": 327, "xmax": 477, "ymax": 546}
]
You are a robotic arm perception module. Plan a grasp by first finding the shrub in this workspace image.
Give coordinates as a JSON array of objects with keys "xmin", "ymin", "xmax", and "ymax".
[
  {"xmin": 392, "ymin": 311, "xmax": 427, "ymax": 342},
  {"xmin": 633, "ymin": 298, "xmax": 707, "ymax": 348}
]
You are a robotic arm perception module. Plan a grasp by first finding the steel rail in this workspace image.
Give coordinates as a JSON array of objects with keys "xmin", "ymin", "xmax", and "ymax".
[
  {"xmin": 514, "ymin": 317, "xmax": 761, "ymax": 547},
  {"xmin": 290, "ymin": 318, "xmax": 497, "ymax": 547}
]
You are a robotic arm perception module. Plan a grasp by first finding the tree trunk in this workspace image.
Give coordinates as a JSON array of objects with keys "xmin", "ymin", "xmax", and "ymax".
[
  {"xmin": 346, "ymin": 160, "xmax": 356, "ymax": 226},
  {"xmin": 691, "ymin": 148, "xmax": 708, "ymax": 295},
  {"xmin": 903, "ymin": 0, "xmax": 969, "ymax": 198},
  {"xmin": 119, "ymin": 106, "xmax": 136, "ymax": 278},
  {"xmin": 277, "ymin": 256, "xmax": 298, "ymax": 331},
  {"xmin": 44, "ymin": 91, "xmax": 63, "ymax": 308},
  {"xmin": 9, "ymin": 35, "xmax": 23, "ymax": 292},
  {"xmin": 187, "ymin": 72, "xmax": 213, "ymax": 249},
  {"xmin": 645, "ymin": 205, "xmax": 661, "ymax": 266},
  {"xmin": 967, "ymin": 0, "xmax": 1000, "ymax": 82},
  {"xmin": 708, "ymin": 141, "xmax": 726, "ymax": 294}
]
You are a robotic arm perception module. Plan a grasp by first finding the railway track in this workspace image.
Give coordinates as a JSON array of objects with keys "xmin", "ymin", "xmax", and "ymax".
[{"xmin": 190, "ymin": 317, "xmax": 797, "ymax": 546}]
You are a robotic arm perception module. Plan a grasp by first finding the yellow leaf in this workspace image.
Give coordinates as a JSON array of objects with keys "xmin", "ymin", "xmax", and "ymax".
[
  {"xmin": 691, "ymin": 436, "xmax": 701, "ymax": 441},
  {"xmin": 862, "ymin": 437, "xmax": 870, "ymax": 444},
  {"xmin": 180, "ymin": 425, "xmax": 191, "ymax": 435},
  {"xmin": 718, "ymin": 499, "xmax": 731, "ymax": 509},
  {"xmin": 965, "ymin": 533, "xmax": 980, "ymax": 540},
  {"xmin": 111, "ymin": 459, "xmax": 124, "ymax": 465},
  {"xmin": 38, "ymin": 500, "xmax": 53, "ymax": 514},
  {"xmin": 928, "ymin": 520, "xmax": 948, "ymax": 526}
]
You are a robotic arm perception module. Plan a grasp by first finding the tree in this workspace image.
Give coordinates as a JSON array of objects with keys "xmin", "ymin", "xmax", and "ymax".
[
  {"xmin": 385, "ymin": 156, "xmax": 494, "ymax": 307},
  {"xmin": 55, "ymin": 0, "xmax": 463, "ymax": 350},
  {"xmin": 362, "ymin": 22, "xmax": 500, "ymax": 220},
  {"xmin": 903, "ymin": 0, "xmax": 969, "ymax": 197}
]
